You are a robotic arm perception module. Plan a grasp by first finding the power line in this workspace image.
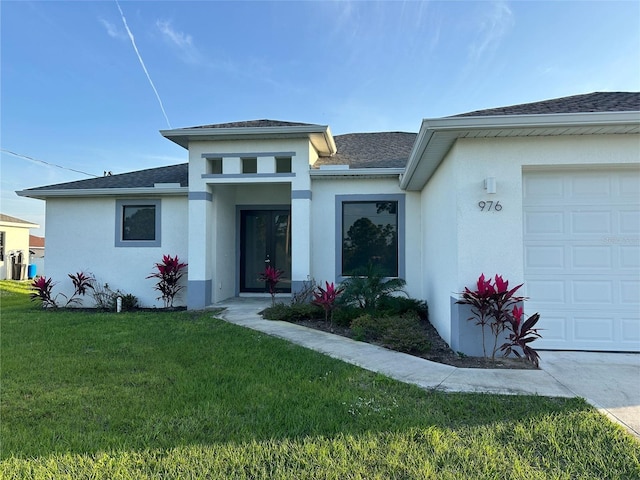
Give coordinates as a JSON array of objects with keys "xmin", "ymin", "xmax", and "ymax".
[{"xmin": 1, "ymin": 149, "xmax": 99, "ymax": 178}]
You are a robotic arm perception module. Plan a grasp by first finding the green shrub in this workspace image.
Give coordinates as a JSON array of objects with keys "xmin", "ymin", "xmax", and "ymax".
[
  {"xmin": 331, "ymin": 305, "xmax": 363, "ymax": 327},
  {"xmin": 118, "ymin": 293, "xmax": 139, "ymax": 312},
  {"xmin": 350, "ymin": 314, "xmax": 380, "ymax": 341},
  {"xmin": 262, "ymin": 302, "xmax": 323, "ymax": 322},
  {"xmin": 379, "ymin": 313, "xmax": 431, "ymax": 354},
  {"xmin": 351, "ymin": 312, "xmax": 430, "ymax": 354},
  {"xmin": 377, "ymin": 296, "xmax": 429, "ymax": 321}
]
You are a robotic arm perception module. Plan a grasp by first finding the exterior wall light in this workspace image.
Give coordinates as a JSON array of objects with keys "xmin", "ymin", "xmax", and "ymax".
[{"xmin": 484, "ymin": 177, "xmax": 497, "ymax": 194}]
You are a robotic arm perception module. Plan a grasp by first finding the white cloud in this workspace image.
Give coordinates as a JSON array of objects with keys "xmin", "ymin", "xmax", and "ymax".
[
  {"xmin": 156, "ymin": 20, "xmax": 206, "ymax": 66},
  {"xmin": 99, "ymin": 18, "xmax": 127, "ymax": 40},
  {"xmin": 468, "ymin": 0, "xmax": 514, "ymax": 63}
]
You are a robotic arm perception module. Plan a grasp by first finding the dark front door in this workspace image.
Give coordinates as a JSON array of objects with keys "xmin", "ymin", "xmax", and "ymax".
[{"xmin": 240, "ymin": 210, "xmax": 291, "ymax": 293}]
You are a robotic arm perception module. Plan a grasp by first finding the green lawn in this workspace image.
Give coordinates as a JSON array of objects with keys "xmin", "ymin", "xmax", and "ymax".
[{"xmin": 1, "ymin": 280, "xmax": 638, "ymax": 479}]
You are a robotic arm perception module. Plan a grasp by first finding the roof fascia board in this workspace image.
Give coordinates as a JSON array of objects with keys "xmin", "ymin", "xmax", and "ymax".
[
  {"xmin": 161, "ymin": 124, "xmax": 337, "ymax": 155},
  {"xmin": 0, "ymin": 220, "xmax": 39, "ymax": 228},
  {"xmin": 310, "ymin": 167, "xmax": 404, "ymax": 178},
  {"xmin": 16, "ymin": 187, "xmax": 188, "ymax": 200},
  {"xmin": 420, "ymin": 110, "xmax": 640, "ymax": 131},
  {"xmin": 400, "ymin": 110, "xmax": 640, "ymax": 190}
]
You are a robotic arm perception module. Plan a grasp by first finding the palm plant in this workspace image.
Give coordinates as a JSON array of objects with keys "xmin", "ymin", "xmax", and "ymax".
[{"xmin": 339, "ymin": 263, "xmax": 407, "ymax": 311}]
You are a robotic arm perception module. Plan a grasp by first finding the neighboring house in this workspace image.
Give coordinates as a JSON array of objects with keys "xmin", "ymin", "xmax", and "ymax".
[
  {"xmin": 18, "ymin": 92, "xmax": 640, "ymax": 353},
  {"xmin": 29, "ymin": 235, "xmax": 45, "ymax": 278},
  {"xmin": 29, "ymin": 235, "xmax": 45, "ymax": 258},
  {"xmin": 0, "ymin": 214, "xmax": 39, "ymax": 280}
]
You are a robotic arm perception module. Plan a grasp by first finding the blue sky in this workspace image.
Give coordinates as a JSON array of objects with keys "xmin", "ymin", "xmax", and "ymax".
[{"xmin": 2, "ymin": 0, "xmax": 639, "ymax": 235}]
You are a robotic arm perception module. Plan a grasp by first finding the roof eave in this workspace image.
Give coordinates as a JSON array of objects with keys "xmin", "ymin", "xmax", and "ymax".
[
  {"xmin": 16, "ymin": 186, "xmax": 189, "ymax": 200},
  {"xmin": 0, "ymin": 220, "xmax": 39, "ymax": 228},
  {"xmin": 400, "ymin": 111, "xmax": 640, "ymax": 191},
  {"xmin": 310, "ymin": 167, "xmax": 405, "ymax": 179},
  {"xmin": 160, "ymin": 124, "xmax": 337, "ymax": 156}
]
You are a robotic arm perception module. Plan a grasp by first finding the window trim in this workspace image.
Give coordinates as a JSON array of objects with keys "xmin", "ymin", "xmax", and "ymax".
[
  {"xmin": 335, "ymin": 194, "xmax": 405, "ymax": 282},
  {"xmin": 115, "ymin": 199, "xmax": 161, "ymax": 247}
]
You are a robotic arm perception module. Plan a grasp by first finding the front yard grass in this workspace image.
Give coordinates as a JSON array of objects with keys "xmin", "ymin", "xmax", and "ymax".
[{"xmin": 1, "ymin": 280, "xmax": 638, "ymax": 479}]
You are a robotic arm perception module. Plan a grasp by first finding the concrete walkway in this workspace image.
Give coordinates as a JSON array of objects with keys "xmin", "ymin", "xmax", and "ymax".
[{"xmin": 214, "ymin": 297, "xmax": 640, "ymax": 438}]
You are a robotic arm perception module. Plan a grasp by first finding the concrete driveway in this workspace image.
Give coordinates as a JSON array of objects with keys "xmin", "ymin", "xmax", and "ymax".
[{"xmin": 540, "ymin": 351, "xmax": 640, "ymax": 438}]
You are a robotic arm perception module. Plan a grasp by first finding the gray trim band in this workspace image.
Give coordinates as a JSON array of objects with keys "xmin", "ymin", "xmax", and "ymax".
[
  {"xmin": 188, "ymin": 191, "xmax": 213, "ymax": 202},
  {"xmin": 187, "ymin": 279, "xmax": 212, "ymax": 310},
  {"xmin": 202, "ymin": 173, "xmax": 296, "ymax": 179},
  {"xmin": 291, "ymin": 190, "xmax": 312, "ymax": 200},
  {"xmin": 201, "ymin": 151, "xmax": 296, "ymax": 158}
]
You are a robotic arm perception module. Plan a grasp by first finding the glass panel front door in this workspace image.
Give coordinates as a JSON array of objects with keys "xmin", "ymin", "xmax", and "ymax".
[{"xmin": 240, "ymin": 210, "xmax": 291, "ymax": 292}]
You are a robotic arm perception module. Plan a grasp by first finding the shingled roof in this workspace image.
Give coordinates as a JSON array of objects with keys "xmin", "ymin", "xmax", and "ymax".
[
  {"xmin": 18, "ymin": 92, "xmax": 639, "ymax": 195},
  {"xmin": 20, "ymin": 163, "xmax": 188, "ymax": 193},
  {"xmin": 315, "ymin": 132, "xmax": 416, "ymax": 169},
  {"xmin": 455, "ymin": 92, "xmax": 640, "ymax": 117},
  {"xmin": 186, "ymin": 119, "xmax": 319, "ymax": 129}
]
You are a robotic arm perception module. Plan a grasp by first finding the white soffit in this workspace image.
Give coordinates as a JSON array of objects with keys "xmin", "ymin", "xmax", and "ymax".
[{"xmin": 400, "ymin": 111, "xmax": 640, "ymax": 191}]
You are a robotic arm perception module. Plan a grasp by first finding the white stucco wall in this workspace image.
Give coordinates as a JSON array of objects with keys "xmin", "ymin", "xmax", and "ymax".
[
  {"xmin": 421, "ymin": 133, "xmax": 640, "ymax": 347},
  {"xmin": 310, "ymin": 177, "xmax": 422, "ymax": 299},
  {"xmin": 211, "ymin": 185, "xmax": 235, "ymax": 302},
  {"xmin": 44, "ymin": 195, "xmax": 188, "ymax": 307},
  {"xmin": 420, "ymin": 154, "xmax": 459, "ymax": 343}
]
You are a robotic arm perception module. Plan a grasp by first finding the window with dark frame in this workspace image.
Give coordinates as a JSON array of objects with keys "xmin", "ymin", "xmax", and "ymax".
[
  {"xmin": 0, "ymin": 231, "xmax": 4, "ymax": 261},
  {"xmin": 342, "ymin": 201, "xmax": 398, "ymax": 277},
  {"xmin": 122, "ymin": 205, "xmax": 156, "ymax": 241}
]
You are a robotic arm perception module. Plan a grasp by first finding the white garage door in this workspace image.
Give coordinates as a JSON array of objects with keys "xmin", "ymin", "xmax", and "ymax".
[{"xmin": 523, "ymin": 168, "xmax": 640, "ymax": 352}]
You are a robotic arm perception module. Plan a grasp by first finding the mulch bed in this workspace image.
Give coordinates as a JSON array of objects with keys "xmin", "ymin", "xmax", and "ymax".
[{"xmin": 294, "ymin": 317, "xmax": 537, "ymax": 370}]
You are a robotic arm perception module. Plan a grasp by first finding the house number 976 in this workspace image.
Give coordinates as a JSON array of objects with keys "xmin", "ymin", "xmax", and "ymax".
[{"xmin": 478, "ymin": 200, "xmax": 502, "ymax": 211}]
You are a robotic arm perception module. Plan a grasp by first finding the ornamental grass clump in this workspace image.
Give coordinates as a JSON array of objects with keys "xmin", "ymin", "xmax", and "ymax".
[
  {"xmin": 457, "ymin": 273, "xmax": 542, "ymax": 367},
  {"xmin": 147, "ymin": 254, "xmax": 187, "ymax": 308}
]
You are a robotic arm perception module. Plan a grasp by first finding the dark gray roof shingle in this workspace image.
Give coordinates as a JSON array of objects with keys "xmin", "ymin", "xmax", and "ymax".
[
  {"xmin": 22, "ymin": 163, "xmax": 188, "ymax": 192},
  {"xmin": 455, "ymin": 92, "xmax": 640, "ymax": 117},
  {"xmin": 186, "ymin": 119, "xmax": 320, "ymax": 129},
  {"xmin": 315, "ymin": 132, "xmax": 417, "ymax": 169}
]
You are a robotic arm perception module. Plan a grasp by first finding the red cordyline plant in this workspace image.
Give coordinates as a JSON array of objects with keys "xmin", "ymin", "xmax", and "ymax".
[
  {"xmin": 259, "ymin": 265, "xmax": 283, "ymax": 306},
  {"xmin": 147, "ymin": 254, "xmax": 187, "ymax": 308},
  {"xmin": 30, "ymin": 276, "xmax": 58, "ymax": 308},
  {"xmin": 500, "ymin": 305, "xmax": 542, "ymax": 367},
  {"xmin": 30, "ymin": 272, "xmax": 94, "ymax": 308},
  {"xmin": 312, "ymin": 281, "xmax": 345, "ymax": 325},
  {"xmin": 457, "ymin": 273, "xmax": 542, "ymax": 366}
]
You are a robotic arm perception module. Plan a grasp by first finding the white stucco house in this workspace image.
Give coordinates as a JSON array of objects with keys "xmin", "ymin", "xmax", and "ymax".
[{"xmin": 18, "ymin": 92, "xmax": 640, "ymax": 353}]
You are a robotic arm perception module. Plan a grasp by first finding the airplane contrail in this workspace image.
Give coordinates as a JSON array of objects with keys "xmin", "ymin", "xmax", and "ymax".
[{"xmin": 115, "ymin": 0, "xmax": 172, "ymax": 129}]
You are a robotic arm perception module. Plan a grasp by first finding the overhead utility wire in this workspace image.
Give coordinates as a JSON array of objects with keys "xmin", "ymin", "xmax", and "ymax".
[{"xmin": 1, "ymin": 149, "xmax": 99, "ymax": 178}]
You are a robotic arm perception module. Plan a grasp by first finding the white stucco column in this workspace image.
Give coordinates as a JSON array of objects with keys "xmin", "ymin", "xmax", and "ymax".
[
  {"xmin": 290, "ymin": 193, "xmax": 312, "ymax": 294},
  {"xmin": 187, "ymin": 191, "xmax": 213, "ymax": 309}
]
